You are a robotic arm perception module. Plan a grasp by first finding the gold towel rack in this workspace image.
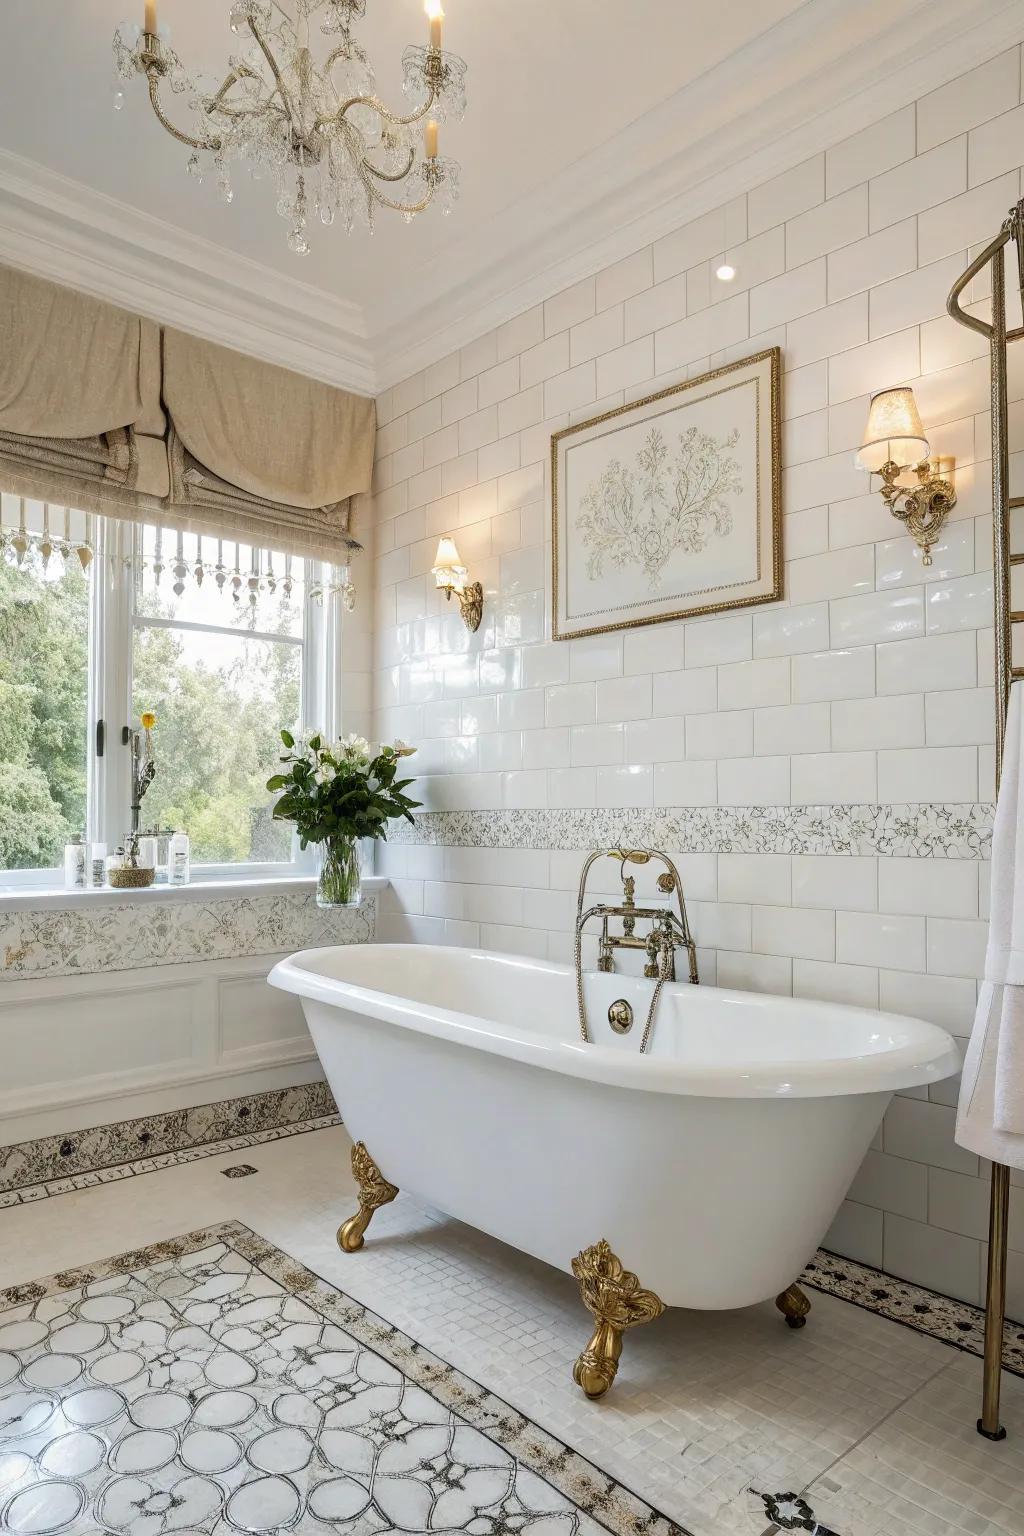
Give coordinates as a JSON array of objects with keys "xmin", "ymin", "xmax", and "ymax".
[{"xmin": 947, "ymin": 195, "xmax": 1024, "ymax": 1441}]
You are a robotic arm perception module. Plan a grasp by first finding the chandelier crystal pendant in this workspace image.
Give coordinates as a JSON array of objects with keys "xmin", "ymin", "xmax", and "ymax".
[{"xmin": 112, "ymin": 0, "xmax": 467, "ymax": 253}]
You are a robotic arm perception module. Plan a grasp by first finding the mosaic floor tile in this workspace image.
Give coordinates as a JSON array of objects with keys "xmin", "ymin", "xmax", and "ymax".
[
  {"xmin": 0, "ymin": 1126, "xmax": 1021, "ymax": 1536},
  {"xmin": 0, "ymin": 1222, "xmax": 687, "ymax": 1536},
  {"xmin": 803, "ymin": 1351, "xmax": 1024, "ymax": 1536}
]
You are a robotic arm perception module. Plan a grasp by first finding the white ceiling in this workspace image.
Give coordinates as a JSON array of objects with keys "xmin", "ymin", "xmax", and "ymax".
[
  {"xmin": 0, "ymin": 0, "xmax": 806, "ymax": 297},
  {"xmin": 0, "ymin": 0, "xmax": 1020, "ymax": 392}
]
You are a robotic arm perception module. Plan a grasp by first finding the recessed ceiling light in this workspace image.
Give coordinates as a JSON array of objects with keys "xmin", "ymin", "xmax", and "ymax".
[{"xmin": 716, "ymin": 262, "xmax": 736, "ymax": 282}]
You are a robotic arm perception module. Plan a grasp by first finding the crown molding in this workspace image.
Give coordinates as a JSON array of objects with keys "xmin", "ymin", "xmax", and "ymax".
[
  {"xmin": 371, "ymin": 0, "xmax": 1024, "ymax": 387},
  {"xmin": 0, "ymin": 148, "xmax": 375, "ymax": 394}
]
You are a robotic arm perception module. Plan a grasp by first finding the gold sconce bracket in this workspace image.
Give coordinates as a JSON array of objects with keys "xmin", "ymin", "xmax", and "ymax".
[
  {"xmin": 445, "ymin": 578, "xmax": 483, "ymax": 632},
  {"xmin": 432, "ymin": 536, "xmax": 484, "ymax": 632},
  {"xmin": 877, "ymin": 456, "xmax": 956, "ymax": 566}
]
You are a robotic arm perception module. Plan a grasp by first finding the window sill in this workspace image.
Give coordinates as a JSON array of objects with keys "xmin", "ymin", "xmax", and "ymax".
[{"xmin": 0, "ymin": 875, "xmax": 389, "ymax": 914}]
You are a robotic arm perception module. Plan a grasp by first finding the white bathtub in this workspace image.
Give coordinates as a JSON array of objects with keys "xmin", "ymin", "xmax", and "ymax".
[{"xmin": 271, "ymin": 943, "xmax": 957, "ymax": 1313}]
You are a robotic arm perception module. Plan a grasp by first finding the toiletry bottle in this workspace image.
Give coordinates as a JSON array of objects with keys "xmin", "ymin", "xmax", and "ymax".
[
  {"xmin": 168, "ymin": 830, "xmax": 191, "ymax": 886},
  {"xmin": 138, "ymin": 835, "xmax": 158, "ymax": 872},
  {"xmin": 64, "ymin": 835, "xmax": 87, "ymax": 890},
  {"xmin": 90, "ymin": 842, "xmax": 107, "ymax": 888}
]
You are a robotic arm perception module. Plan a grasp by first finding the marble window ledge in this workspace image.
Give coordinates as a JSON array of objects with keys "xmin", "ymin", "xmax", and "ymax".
[{"xmin": 0, "ymin": 873, "xmax": 389, "ymax": 914}]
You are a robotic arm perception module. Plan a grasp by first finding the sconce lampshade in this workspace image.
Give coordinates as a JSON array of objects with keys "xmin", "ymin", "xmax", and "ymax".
[
  {"xmin": 857, "ymin": 387, "xmax": 930, "ymax": 473},
  {"xmin": 432, "ymin": 535, "xmax": 468, "ymax": 591}
]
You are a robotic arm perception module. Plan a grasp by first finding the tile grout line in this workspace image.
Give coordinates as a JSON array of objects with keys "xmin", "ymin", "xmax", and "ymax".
[{"xmin": 796, "ymin": 1351, "xmax": 960, "ymax": 1509}]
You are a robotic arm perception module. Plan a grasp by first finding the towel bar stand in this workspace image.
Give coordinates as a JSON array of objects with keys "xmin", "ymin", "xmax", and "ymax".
[{"xmin": 947, "ymin": 196, "xmax": 1024, "ymax": 1441}]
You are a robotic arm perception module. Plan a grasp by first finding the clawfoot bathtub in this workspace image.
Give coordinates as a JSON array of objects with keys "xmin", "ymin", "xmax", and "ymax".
[{"xmin": 270, "ymin": 943, "xmax": 958, "ymax": 1397}]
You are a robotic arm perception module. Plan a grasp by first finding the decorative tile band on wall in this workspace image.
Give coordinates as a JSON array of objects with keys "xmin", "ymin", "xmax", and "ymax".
[
  {"xmin": 0, "ymin": 889, "xmax": 376, "ymax": 979},
  {"xmin": 391, "ymin": 804, "xmax": 993, "ymax": 859},
  {"xmin": 0, "ymin": 1079, "xmax": 338, "ymax": 1196}
]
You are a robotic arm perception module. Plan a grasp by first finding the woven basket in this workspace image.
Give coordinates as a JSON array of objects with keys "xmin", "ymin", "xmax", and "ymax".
[{"xmin": 108, "ymin": 866, "xmax": 156, "ymax": 889}]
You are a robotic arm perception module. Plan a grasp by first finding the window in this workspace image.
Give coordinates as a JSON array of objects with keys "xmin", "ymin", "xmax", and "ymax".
[
  {"xmin": 0, "ymin": 500, "xmax": 90, "ymax": 873},
  {"xmin": 0, "ymin": 497, "xmax": 348, "ymax": 888}
]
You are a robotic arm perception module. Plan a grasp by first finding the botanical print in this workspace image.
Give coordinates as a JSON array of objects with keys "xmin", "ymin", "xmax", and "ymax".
[
  {"xmin": 575, "ymin": 424, "xmax": 741, "ymax": 585},
  {"xmin": 552, "ymin": 348, "xmax": 780, "ymax": 640},
  {"xmin": 0, "ymin": 1222, "xmax": 689, "ymax": 1536}
]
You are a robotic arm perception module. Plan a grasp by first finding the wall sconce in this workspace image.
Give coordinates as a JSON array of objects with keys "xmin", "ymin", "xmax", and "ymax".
[
  {"xmin": 857, "ymin": 386, "xmax": 956, "ymax": 565},
  {"xmin": 432, "ymin": 535, "xmax": 483, "ymax": 632}
]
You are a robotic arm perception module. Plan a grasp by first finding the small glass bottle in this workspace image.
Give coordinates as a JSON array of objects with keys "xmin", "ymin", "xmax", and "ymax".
[
  {"xmin": 168, "ymin": 830, "xmax": 190, "ymax": 886},
  {"xmin": 90, "ymin": 842, "xmax": 107, "ymax": 888},
  {"xmin": 137, "ymin": 835, "xmax": 158, "ymax": 872},
  {"xmin": 64, "ymin": 835, "xmax": 87, "ymax": 891}
]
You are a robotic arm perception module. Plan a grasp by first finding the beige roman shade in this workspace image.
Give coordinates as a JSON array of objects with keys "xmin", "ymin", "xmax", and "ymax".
[
  {"xmin": 0, "ymin": 266, "xmax": 169, "ymax": 515},
  {"xmin": 0, "ymin": 263, "xmax": 374, "ymax": 559}
]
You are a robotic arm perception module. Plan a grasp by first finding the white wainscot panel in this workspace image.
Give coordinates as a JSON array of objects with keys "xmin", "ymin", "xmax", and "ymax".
[
  {"xmin": 219, "ymin": 974, "xmax": 312, "ymax": 1066},
  {"xmin": 2, "ymin": 978, "xmax": 203, "ymax": 1097},
  {"xmin": 0, "ymin": 954, "xmax": 318, "ymax": 1144}
]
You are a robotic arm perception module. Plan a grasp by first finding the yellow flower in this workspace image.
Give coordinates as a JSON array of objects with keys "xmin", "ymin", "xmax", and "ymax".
[{"xmin": 140, "ymin": 712, "xmax": 157, "ymax": 730}]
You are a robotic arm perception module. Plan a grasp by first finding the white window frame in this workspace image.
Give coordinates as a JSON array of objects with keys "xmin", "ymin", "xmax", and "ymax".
[{"xmin": 1, "ymin": 514, "xmax": 344, "ymax": 891}]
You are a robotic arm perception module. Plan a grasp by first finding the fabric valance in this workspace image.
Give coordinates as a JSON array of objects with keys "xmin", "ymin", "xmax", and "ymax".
[{"xmin": 0, "ymin": 263, "xmax": 374, "ymax": 560}]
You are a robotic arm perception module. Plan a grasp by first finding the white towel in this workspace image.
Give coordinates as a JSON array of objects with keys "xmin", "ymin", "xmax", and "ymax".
[{"xmin": 957, "ymin": 680, "xmax": 1024, "ymax": 1167}]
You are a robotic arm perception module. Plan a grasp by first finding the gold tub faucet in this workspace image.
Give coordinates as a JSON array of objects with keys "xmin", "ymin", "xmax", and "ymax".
[{"xmin": 576, "ymin": 848, "xmax": 698, "ymax": 985}]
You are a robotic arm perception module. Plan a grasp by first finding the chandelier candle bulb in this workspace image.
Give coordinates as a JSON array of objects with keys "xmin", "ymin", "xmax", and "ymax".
[
  {"xmin": 426, "ymin": 120, "xmax": 439, "ymax": 159},
  {"xmin": 144, "ymin": 0, "xmax": 156, "ymax": 37},
  {"xmin": 426, "ymin": 0, "xmax": 444, "ymax": 49}
]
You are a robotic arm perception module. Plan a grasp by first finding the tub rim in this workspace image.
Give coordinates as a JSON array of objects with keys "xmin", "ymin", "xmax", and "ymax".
[{"xmin": 269, "ymin": 942, "xmax": 960, "ymax": 1100}]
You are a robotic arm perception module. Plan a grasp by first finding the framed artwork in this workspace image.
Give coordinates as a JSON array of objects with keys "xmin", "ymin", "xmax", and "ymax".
[{"xmin": 550, "ymin": 346, "xmax": 781, "ymax": 640}]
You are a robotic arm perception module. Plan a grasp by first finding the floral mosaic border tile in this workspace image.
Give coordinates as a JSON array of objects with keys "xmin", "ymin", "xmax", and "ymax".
[
  {"xmin": 0, "ymin": 1113, "xmax": 341, "ymax": 1208},
  {"xmin": 0, "ymin": 888, "xmax": 376, "ymax": 980},
  {"xmin": 0, "ymin": 1079, "xmax": 338, "ymax": 1197},
  {"xmin": 0, "ymin": 1219, "xmax": 693, "ymax": 1536},
  {"xmin": 801, "ymin": 1248, "xmax": 1024, "ymax": 1377},
  {"xmin": 391, "ymin": 804, "xmax": 994, "ymax": 859}
]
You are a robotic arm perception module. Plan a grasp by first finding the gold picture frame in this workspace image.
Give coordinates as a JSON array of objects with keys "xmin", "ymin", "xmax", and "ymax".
[{"xmin": 551, "ymin": 346, "xmax": 782, "ymax": 641}]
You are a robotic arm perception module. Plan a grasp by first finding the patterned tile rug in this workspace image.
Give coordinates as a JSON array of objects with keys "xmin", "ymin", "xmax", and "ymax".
[{"xmin": 0, "ymin": 1221, "xmax": 690, "ymax": 1536}]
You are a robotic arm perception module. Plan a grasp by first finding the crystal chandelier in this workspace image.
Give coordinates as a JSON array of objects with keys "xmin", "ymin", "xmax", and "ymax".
[{"xmin": 112, "ymin": 0, "xmax": 467, "ymax": 253}]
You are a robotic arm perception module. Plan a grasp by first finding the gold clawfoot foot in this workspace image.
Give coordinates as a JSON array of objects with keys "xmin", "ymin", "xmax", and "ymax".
[
  {"xmin": 571, "ymin": 1240, "xmax": 664, "ymax": 1399},
  {"xmin": 337, "ymin": 1142, "xmax": 398, "ymax": 1253},
  {"xmin": 776, "ymin": 1283, "xmax": 811, "ymax": 1329}
]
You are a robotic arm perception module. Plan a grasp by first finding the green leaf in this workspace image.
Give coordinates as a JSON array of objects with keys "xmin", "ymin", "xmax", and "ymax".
[{"xmin": 280, "ymin": 728, "xmax": 295, "ymax": 749}]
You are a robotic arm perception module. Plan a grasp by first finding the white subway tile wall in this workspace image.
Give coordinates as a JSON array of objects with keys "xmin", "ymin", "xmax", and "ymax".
[{"xmin": 370, "ymin": 50, "xmax": 1024, "ymax": 1310}]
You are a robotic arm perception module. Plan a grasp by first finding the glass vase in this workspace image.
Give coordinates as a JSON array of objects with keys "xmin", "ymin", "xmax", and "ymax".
[{"xmin": 315, "ymin": 835, "xmax": 362, "ymax": 908}]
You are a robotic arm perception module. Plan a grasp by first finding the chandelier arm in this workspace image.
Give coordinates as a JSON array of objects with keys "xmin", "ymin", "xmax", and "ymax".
[
  {"xmin": 356, "ymin": 159, "xmax": 435, "ymax": 216},
  {"xmin": 360, "ymin": 147, "xmax": 417, "ymax": 184},
  {"xmin": 210, "ymin": 95, "xmax": 289, "ymax": 122},
  {"xmin": 208, "ymin": 63, "xmax": 261, "ymax": 111},
  {"xmin": 146, "ymin": 70, "xmax": 223, "ymax": 151},
  {"xmin": 247, "ymin": 16, "xmax": 297, "ymax": 128},
  {"xmin": 316, "ymin": 83, "xmax": 438, "ymax": 136}
]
